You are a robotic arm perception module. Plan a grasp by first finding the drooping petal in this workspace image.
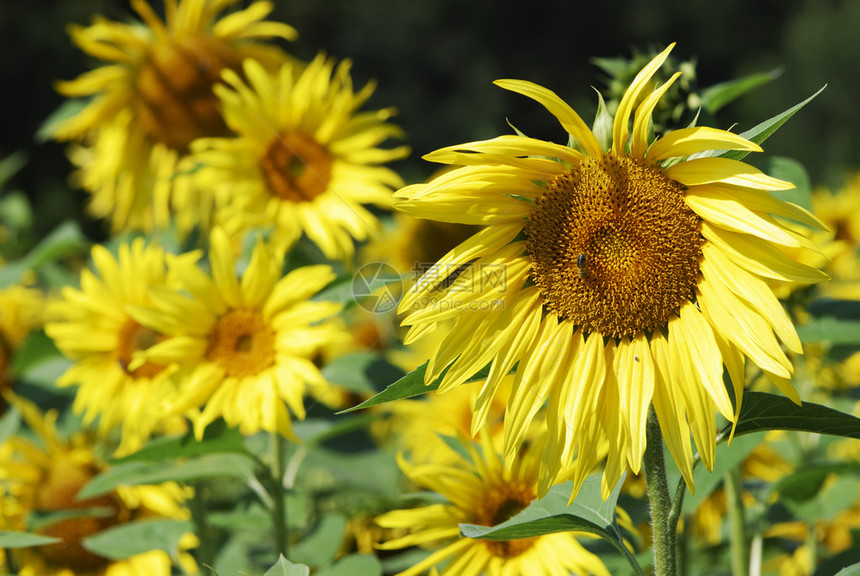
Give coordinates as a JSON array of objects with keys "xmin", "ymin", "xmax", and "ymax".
[{"xmin": 647, "ymin": 126, "xmax": 762, "ymax": 162}]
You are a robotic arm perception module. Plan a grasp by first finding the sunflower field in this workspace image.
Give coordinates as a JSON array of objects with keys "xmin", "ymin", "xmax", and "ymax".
[{"xmin": 2, "ymin": 1, "xmax": 860, "ymax": 575}]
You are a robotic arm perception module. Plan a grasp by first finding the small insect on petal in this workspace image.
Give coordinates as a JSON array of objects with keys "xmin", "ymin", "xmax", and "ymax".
[{"xmin": 577, "ymin": 253, "xmax": 589, "ymax": 280}]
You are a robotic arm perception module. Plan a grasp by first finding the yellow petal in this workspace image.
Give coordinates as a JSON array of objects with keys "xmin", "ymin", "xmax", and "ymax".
[
  {"xmin": 647, "ymin": 126, "xmax": 762, "ymax": 162},
  {"xmin": 666, "ymin": 157, "xmax": 794, "ymax": 191},
  {"xmin": 424, "ymin": 134, "xmax": 584, "ymax": 166},
  {"xmin": 613, "ymin": 43, "xmax": 675, "ymax": 155},
  {"xmin": 615, "ymin": 334, "xmax": 655, "ymax": 473},
  {"xmin": 685, "ymin": 191, "xmax": 802, "ymax": 247},
  {"xmin": 494, "ymin": 79, "xmax": 604, "ymax": 158},
  {"xmin": 630, "ymin": 72, "xmax": 682, "ymax": 158}
]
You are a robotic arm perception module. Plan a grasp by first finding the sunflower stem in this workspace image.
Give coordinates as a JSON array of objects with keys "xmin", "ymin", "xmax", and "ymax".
[
  {"xmin": 725, "ymin": 467, "xmax": 748, "ymax": 576},
  {"xmin": 644, "ymin": 411, "xmax": 677, "ymax": 576},
  {"xmin": 271, "ymin": 431, "xmax": 288, "ymax": 557},
  {"xmin": 190, "ymin": 482, "xmax": 216, "ymax": 568}
]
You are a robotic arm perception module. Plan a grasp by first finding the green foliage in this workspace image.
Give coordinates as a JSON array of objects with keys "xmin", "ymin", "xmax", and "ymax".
[
  {"xmin": 0, "ymin": 530, "xmax": 61, "ymax": 548},
  {"xmin": 725, "ymin": 391, "xmax": 860, "ymax": 440},
  {"xmin": 264, "ymin": 556, "xmax": 310, "ymax": 576},
  {"xmin": 461, "ymin": 475, "xmax": 644, "ymax": 576},
  {"xmin": 82, "ymin": 519, "xmax": 193, "ymax": 561},
  {"xmin": 700, "ymin": 69, "xmax": 783, "ymax": 114}
]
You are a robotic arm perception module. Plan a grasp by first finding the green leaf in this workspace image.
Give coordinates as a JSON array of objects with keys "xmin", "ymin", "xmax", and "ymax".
[
  {"xmin": 724, "ymin": 392, "xmax": 860, "ymax": 440},
  {"xmin": 321, "ymin": 353, "xmax": 405, "ymax": 395},
  {"xmin": 761, "ymin": 156, "xmax": 813, "ymax": 211},
  {"xmin": 770, "ymin": 462, "xmax": 860, "ymax": 502},
  {"xmin": 785, "ymin": 474, "xmax": 859, "ymax": 524},
  {"xmin": 0, "ymin": 220, "xmax": 90, "ymax": 288},
  {"xmin": 0, "ymin": 190, "xmax": 33, "ymax": 231},
  {"xmin": 36, "ymin": 99, "xmax": 90, "ymax": 143},
  {"xmin": 288, "ymin": 514, "xmax": 348, "ymax": 568},
  {"xmin": 796, "ymin": 317, "xmax": 860, "ymax": 345},
  {"xmin": 29, "ymin": 507, "xmax": 116, "ymax": 531},
  {"xmin": 700, "ymin": 68, "xmax": 782, "ymax": 113},
  {"xmin": 82, "ymin": 519, "xmax": 193, "ymax": 561},
  {"xmin": 830, "ymin": 559, "xmax": 860, "ymax": 576},
  {"xmin": 339, "ymin": 360, "xmax": 498, "ymax": 413},
  {"xmin": 316, "ymin": 554, "xmax": 382, "ymax": 576},
  {"xmin": 0, "ymin": 152, "xmax": 27, "ymax": 188},
  {"xmin": 460, "ymin": 475, "xmax": 643, "ymax": 576},
  {"xmin": 0, "ymin": 407, "xmax": 21, "ymax": 445},
  {"xmin": 718, "ymin": 85, "xmax": 826, "ymax": 162},
  {"xmin": 10, "ymin": 330, "xmax": 62, "ymax": 376},
  {"xmin": 265, "ymin": 555, "xmax": 311, "ymax": 576},
  {"xmin": 0, "ymin": 530, "xmax": 61, "ymax": 548},
  {"xmin": 109, "ymin": 420, "xmax": 247, "ymax": 464},
  {"xmin": 78, "ymin": 453, "xmax": 258, "ymax": 499}
]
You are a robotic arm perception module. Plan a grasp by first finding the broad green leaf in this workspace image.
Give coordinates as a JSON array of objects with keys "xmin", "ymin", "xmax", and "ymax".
[
  {"xmin": 701, "ymin": 68, "xmax": 782, "ymax": 113},
  {"xmin": 718, "ymin": 85, "xmax": 826, "ymax": 162},
  {"xmin": 722, "ymin": 391, "xmax": 860, "ymax": 440},
  {"xmin": 796, "ymin": 317, "xmax": 860, "ymax": 345},
  {"xmin": 0, "ymin": 220, "xmax": 90, "ymax": 288},
  {"xmin": 785, "ymin": 474, "xmax": 859, "ymax": 524},
  {"xmin": 0, "ymin": 530, "xmax": 61, "ymax": 548},
  {"xmin": 78, "ymin": 453, "xmax": 258, "ymax": 499},
  {"xmin": 684, "ymin": 433, "xmax": 763, "ymax": 511},
  {"xmin": 110, "ymin": 420, "xmax": 247, "ymax": 464},
  {"xmin": 82, "ymin": 519, "xmax": 193, "ymax": 560},
  {"xmin": 294, "ymin": 414, "xmax": 380, "ymax": 448},
  {"xmin": 10, "ymin": 331, "xmax": 62, "ymax": 376},
  {"xmin": 265, "ymin": 555, "xmax": 310, "ymax": 576},
  {"xmin": 770, "ymin": 462, "xmax": 860, "ymax": 502},
  {"xmin": 29, "ymin": 507, "xmax": 115, "ymax": 531},
  {"xmin": 831, "ymin": 559, "xmax": 860, "ymax": 576},
  {"xmin": 460, "ymin": 475, "xmax": 643, "ymax": 576},
  {"xmin": 316, "ymin": 554, "xmax": 382, "ymax": 576},
  {"xmin": 289, "ymin": 514, "xmax": 348, "ymax": 568},
  {"xmin": 321, "ymin": 353, "xmax": 405, "ymax": 395},
  {"xmin": 762, "ymin": 156, "xmax": 813, "ymax": 211},
  {"xmin": 339, "ymin": 361, "xmax": 498, "ymax": 413}
]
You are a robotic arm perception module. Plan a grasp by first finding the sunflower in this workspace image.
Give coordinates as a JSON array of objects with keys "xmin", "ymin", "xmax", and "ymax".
[
  {"xmin": 54, "ymin": 0, "xmax": 297, "ymax": 234},
  {"xmin": 129, "ymin": 227, "xmax": 349, "ymax": 439},
  {"xmin": 44, "ymin": 239, "xmax": 185, "ymax": 456},
  {"xmin": 0, "ymin": 395, "xmax": 196, "ymax": 576},
  {"xmin": 189, "ymin": 54, "xmax": 409, "ymax": 260},
  {"xmin": 395, "ymin": 44, "xmax": 828, "ymax": 499},
  {"xmin": 376, "ymin": 430, "xmax": 610, "ymax": 576}
]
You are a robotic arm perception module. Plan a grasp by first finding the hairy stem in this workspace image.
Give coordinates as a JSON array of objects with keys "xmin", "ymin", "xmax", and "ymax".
[{"xmin": 644, "ymin": 411, "xmax": 677, "ymax": 576}]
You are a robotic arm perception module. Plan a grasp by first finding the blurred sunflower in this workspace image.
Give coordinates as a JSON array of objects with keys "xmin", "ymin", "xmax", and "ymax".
[
  {"xmin": 375, "ymin": 431, "xmax": 610, "ymax": 576},
  {"xmin": 45, "ymin": 239, "xmax": 185, "ymax": 456},
  {"xmin": 53, "ymin": 0, "xmax": 296, "ymax": 234},
  {"xmin": 396, "ymin": 43, "xmax": 828, "ymax": 498},
  {"xmin": 129, "ymin": 228, "xmax": 349, "ymax": 439},
  {"xmin": 0, "ymin": 395, "xmax": 196, "ymax": 576},
  {"xmin": 190, "ymin": 55, "xmax": 409, "ymax": 260},
  {"xmin": 0, "ymin": 285, "xmax": 44, "ymax": 410}
]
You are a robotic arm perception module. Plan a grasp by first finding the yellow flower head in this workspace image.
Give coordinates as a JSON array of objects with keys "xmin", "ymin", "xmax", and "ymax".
[
  {"xmin": 131, "ymin": 227, "xmax": 350, "ymax": 439},
  {"xmin": 190, "ymin": 54, "xmax": 409, "ymax": 260},
  {"xmin": 375, "ymin": 431, "xmax": 609, "ymax": 576},
  {"xmin": 0, "ymin": 395, "xmax": 195, "ymax": 576},
  {"xmin": 54, "ymin": 0, "xmax": 297, "ymax": 234},
  {"xmin": 45, "ymin": 239, "xmax": 185, "ymax": 456},
  {"xmin": 396, "ymin": 44, "xmax": 828, "ymax": 499}
]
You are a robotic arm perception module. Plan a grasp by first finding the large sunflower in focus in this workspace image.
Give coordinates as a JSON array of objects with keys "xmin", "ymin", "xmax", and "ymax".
[
  {"xmin": 129, "ymin": 228, "xmax": 349, "ymax": 439},
  {"xmin": 190, "ymin": 55, "xmax": 409, "ymax": 260},
  {"xmin": 54, "ymin": 0, "xmax": 296, "ymax": 234},
  {"xmin": 396, "ymin": 44, "xmax": 828, "ymax": 499}
]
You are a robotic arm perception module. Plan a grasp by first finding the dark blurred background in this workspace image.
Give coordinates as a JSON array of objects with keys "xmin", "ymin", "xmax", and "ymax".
[{"xmin": 2, "ymin": 0, "xmax": 858, "ymax": 242}]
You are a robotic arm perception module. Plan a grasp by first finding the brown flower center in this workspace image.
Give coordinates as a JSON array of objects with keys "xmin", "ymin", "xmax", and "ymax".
[
  {"xmin": 135, "ymin": 36, "xmax": 239, "ymax": 150},
  {"xmin": 526, "ymin": 153, "xmax": 704, "ymax": 338},
  {"xmin": 472, "ymin": 481, "xmax": 537, "ymax": 558},
  {"xmin": 261, "ymin": 133, "xmax": 333, "ymax": 203},
  {"xmin": 34, "ymin": 456, "xmax": 123, "ymax": 571},
  {"xmin": 117, "ymin": 319, "xmax": 167, "ymax": 379},
  {"xmin": 207, "ymin": 308, "xmax": 275, "ymax": 378}
]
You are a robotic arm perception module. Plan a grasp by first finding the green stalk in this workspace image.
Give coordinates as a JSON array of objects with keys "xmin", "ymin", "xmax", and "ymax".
[
  {"xmin": 271, "ymin": 431, "xmax": 287, "ymax": 557},
  {"xmin": 644, "ymin": 411, "xmax": 677, "ymax": 576},
  {"xmin": 724, "ymin": 467, "xmax": 748, "ymax": 576},
  {"xmin": 190, "ymin": 482, "xmax": 216, "ymax": 568}
]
